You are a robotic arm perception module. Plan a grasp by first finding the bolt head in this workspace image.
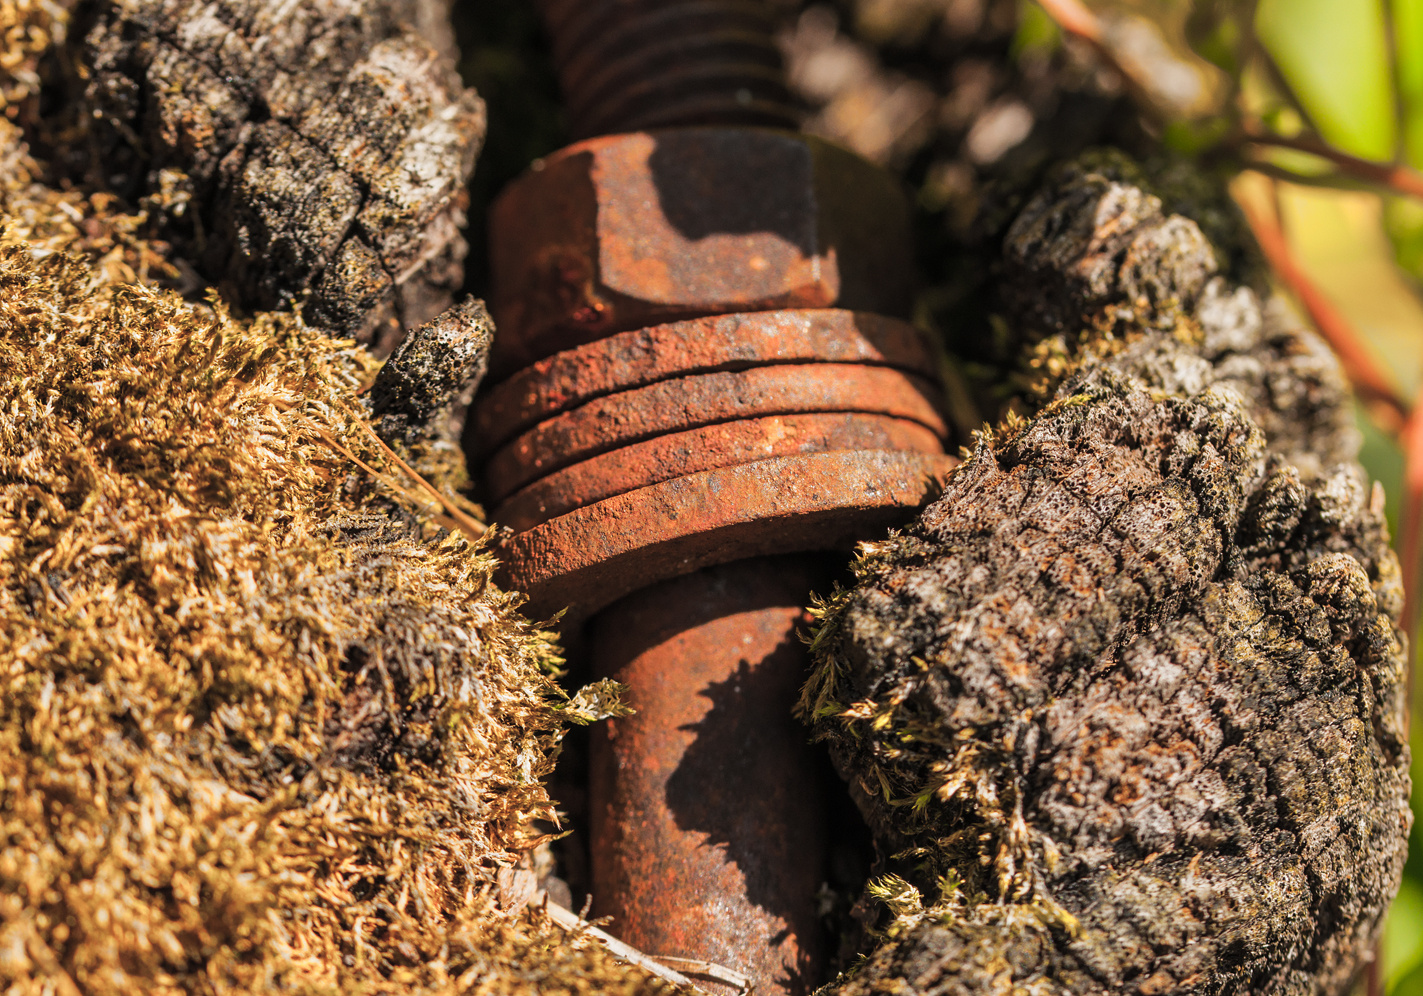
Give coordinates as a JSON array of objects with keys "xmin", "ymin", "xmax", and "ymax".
[{"xmin": 488, "ymin": 127, "xmax": 914, "ymax": 374}]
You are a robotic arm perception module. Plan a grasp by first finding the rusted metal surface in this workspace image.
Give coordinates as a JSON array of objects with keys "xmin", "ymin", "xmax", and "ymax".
[
  {"xmin": 485, "ymin": 364, "xmax": 947, "ymax": 501},
  {"xmin": 487, "ymin": 128, "xmax": 914, "ymax": 375},
  {"xmin": 494, "ymin": 412, "xmax": 944, "ymax": 531},
  {"xmin": 473, "ymin": 309, "xmax": 938, "ymax": 451},
  {"xmin": 476, "ymin": 7, "xmax": 955, "ymax": 990},
  {"xmin": 496, "ymin": 450, "xmax": 957, "ymax": 622},
  {"xmin": 535, "ymin": 0, "xmax": 801, "ymax": 139},
  {"xmin": 589, "ymin": 556, "xmax": 834, "ymax": 996}
]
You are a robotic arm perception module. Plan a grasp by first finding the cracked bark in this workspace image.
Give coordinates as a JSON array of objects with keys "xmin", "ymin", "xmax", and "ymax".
[
  {"xmin": 73, "ymin": 0, "xmax": 485, "ymax": 354},
  {"xmin": 366, "ymin": 294, "xmax": 492, "ymax": 494},
  {"xmin": 808, "ymin": 153, "xmax": 1411, "ymax": 996}
]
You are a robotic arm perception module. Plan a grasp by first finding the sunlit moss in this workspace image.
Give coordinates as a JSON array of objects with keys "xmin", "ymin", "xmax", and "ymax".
[{"xmin": 0, "ymin": 115, "xmax": 663, "ymax": 994}]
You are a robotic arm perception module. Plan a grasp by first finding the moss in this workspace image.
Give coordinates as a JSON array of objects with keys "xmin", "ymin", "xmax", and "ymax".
[
  {"xmin": 0, "ymin": 113, "xmax": 669, "ymax": 994},
  {"xmin": 0, "ymin": 0, "xmax": 61, "ymax": 127}
]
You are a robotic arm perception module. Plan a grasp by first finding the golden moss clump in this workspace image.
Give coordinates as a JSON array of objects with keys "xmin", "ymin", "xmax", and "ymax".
[
  {"xmin": 0, "ymin": 208, "xmax": 666, "ymax": 993},
  {"xmin": 0, "ymin": 0, "xmax": 62, "ymax": 124}
]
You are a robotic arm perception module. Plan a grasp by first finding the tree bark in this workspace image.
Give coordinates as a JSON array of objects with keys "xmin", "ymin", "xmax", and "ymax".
[
  {"xmin": 73, "ymin": 0, "xmax": 485, "ymax": 354},
  {"xmin": 806, "ymin": 152, "xmax": 1411, "ymax": 996}
]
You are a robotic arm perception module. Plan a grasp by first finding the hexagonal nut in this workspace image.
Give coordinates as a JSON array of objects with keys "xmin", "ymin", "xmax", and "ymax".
[{"xmin": 488, "ymin": 127, "xmax": 914, "ymax": 374}]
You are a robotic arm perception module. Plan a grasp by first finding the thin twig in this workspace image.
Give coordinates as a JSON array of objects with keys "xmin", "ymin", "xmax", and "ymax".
[
  {"xmin": 1402, "ymin": 402, "xmax": 1423, "ymax": 662},
  {"xmin": 1237, "ymin": 200, "xmax": 1411, "ymax": 430},
  {"xmin": 655, "ymin": 956, "xmax": 752, "ymax": 992},
  {"xmin": 1366, "ymin": 946, "xmax": 1385, "ymax": 996},
  {"xmin": 1240, "ymin": 160, "xmax": 1375, "ymax": 194},
  {"xmin": 537, "ymin": 893, "xmax": 703, "ymax": 992},
  {"xmin": 1244, "ymin": 129, "xmax": 1423, "ymax": 202},
  {"xmin": 1032, "ymin": 0, "xmax": 1176, "ymax": 127},
  {"xmin": 284, "ymin": 411, "xmax": 442, "ymax": 517},
  {"xmin": 337, "ymin": 399, "xmax": 487, "ymax": 540},
  {"xmin": 1033, "ymin": 0, "xmax": 1147, "ymax": 105},
  {"xmin": 1034, "ymin": 0, "xmax": 1102, "ymax": 42},
  {"xmin": 272, "ymin": 398, "xmax": 486, "ymax": 541}
]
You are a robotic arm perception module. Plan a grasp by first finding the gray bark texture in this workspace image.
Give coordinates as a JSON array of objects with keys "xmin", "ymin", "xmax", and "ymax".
[
  {"xmin": 368, "ymin": 295, "xmax": 491, "ymax": 451},
  {"xmin": 73, "ymin": 0, "xmax": 485, "ymax": 354},
  {"xmin": 366, "ymin": 294, "xmax": 491, "ymax": 493},
  {"xmin": 807, "ymin": 153, "xmax": 1412, "ymax": 996}
]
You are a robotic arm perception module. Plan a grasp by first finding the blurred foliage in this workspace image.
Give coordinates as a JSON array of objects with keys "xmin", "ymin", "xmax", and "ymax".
[{"xmin": 1255, "ymin": 0, "xmax": 1394, "ymax": 160}]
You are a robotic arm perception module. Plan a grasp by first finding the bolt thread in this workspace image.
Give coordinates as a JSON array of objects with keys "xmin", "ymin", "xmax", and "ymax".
[{"xmin": 535, "ymin": 0, "xmax": 802, "ymax": 138}]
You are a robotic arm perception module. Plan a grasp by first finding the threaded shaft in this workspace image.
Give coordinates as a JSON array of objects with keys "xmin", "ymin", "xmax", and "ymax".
[{"xmin": 535, "ymin": 0, "xmax": 801, "ymax": 138}]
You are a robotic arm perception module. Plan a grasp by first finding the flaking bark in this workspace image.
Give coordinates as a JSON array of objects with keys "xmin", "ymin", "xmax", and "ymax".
[
  {"xmin": 807, "ymin": 153, "xmax": 1411, "ymax": 996},
  {"xmin": 367, "ymin": 294, "xmax": 492, "ymax": 499},
  {"xmin": 369, "ymin": 296, "xmax": 491, "ymax": 451},
  {"xmin": 73, "ymin": 0, "xmax": 485, "ymax": 353}
]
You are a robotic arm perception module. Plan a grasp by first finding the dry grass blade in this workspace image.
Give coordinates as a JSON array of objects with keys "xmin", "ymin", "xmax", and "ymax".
[
  {"xmin": 654, "ymin": 956, "xmax": 752, "ymax": 992},
  {"xmin": 272, "ymin": 397, "xmax": 486, "ymax": 541},
  {"xmin": 538, "ymin": 893, "xmax": 701, "ymax": 992}
]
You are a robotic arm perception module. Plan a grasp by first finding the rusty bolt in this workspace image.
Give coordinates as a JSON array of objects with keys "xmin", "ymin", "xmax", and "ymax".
[
  {"xmin": 473, "ymin": 4, "xmax": 958, "ymax": 992},
  {"xmin": 537, "ymin": 0, "xmax": 802, "ymax": 139},
  {"xmin": 487, "ymin": 129, "xmax": 915, "ymax": 375},
  {"xmin": 587, "ymin": 556, "xmax": 836, "ymax": 996}
]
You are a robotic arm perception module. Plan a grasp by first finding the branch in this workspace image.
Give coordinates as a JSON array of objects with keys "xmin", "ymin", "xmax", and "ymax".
[
  {"xmin": 1240, "ymin": 161, "xmax": 1374, "ymax": 194},
  {"xmin": 1031, "ymin": 0, "xmax": 1163, "ymax": 120},
  {"xmin": 1237, "ymin": 200, "xmax": 1411, "ymax": 430},
  {"xmin": 1244, "ymin": 129, "xmax": 1423, "ymax": 201},
  {"xmin": 1034, "ymin": 0, "xmax": 1103, "ymax": 42},
  {"xmin": 1403, "ymin": 403, "xmax": 1423, "ymax": 657}
]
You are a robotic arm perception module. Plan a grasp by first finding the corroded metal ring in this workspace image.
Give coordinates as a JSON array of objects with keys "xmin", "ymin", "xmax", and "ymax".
[
  {"xmin": 493, "ymin": 412, "xmax": 943, "ymax": 531},
  {"xmin": 498, "ymin": 449, "xmax": 958, "ymax": 621},
  {"xmin": 473, "ymin": 308, "xmax": 938, "ymax": 450},
  {"xmin": 484, "ymin": 364, "xmax": 947, "ymax": 501}
]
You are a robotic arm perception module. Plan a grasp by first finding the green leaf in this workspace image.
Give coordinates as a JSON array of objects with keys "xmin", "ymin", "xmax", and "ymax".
[
  {"xmin": 1014, "ymin": 1, "xmax": 1061, "ymax": 60},
  {"xmin": 1396, "ymin": 0, "xmax": 1423, "ymax": 166},
  {"xmin": 1162, "ymin": 116, "xmax": 1233, "ymax": 155},
  {"xmin": 1356, "ymin": 401, "xmax": 1404, "ymax": 538},
  {"xmin": 1255, "ymin": 0, "xmax": 1396, "ymax": 162},
  {"xmin": 1185, "ymin": 0, "xmax": 1252, "ymax": 76}
]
